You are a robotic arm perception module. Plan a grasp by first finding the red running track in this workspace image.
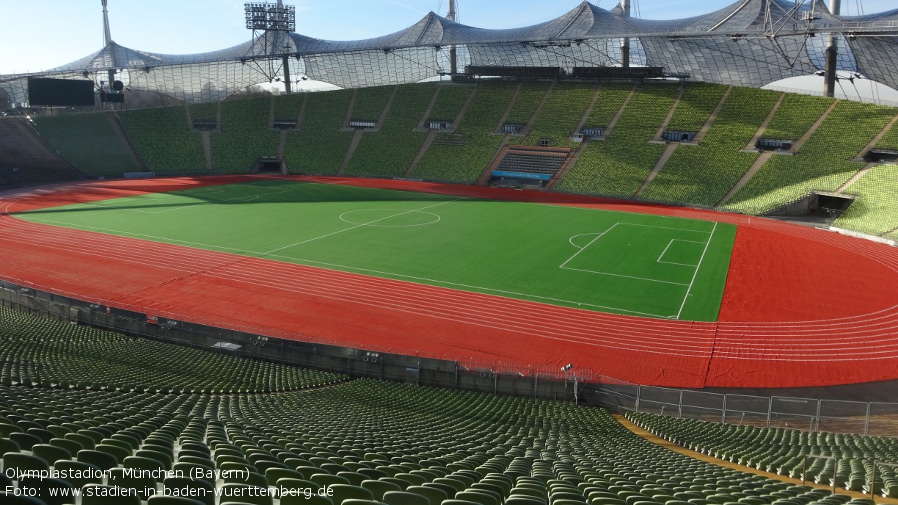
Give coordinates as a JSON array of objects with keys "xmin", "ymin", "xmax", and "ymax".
[{"xmin": 1, "ymin": 175, "xmax": 897, "ymax": 389}]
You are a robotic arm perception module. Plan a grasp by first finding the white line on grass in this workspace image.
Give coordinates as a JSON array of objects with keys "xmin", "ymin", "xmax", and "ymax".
[
  {"xmin": 259, "ymin": 198, "xmax": 463, "ymax": 256},
  {"xmin": 20, "ymin": 192, "xmax": 699, "ymax": 319},
  {"xmin": 560, "ymin": 265, "xmax": 691, "ymax": 286},
  {"xmin": 560, "ymin": 224, "xmax": 619, "ymax": 269},
  {"xmin": 14, "ymin": 210, "xmax": 675, "ymax": 318},
  {"xmin": 561, "ymin": 223, "xmax": 692, "ymax": 287},
  {"xmin": 657, "ymin": 239, "xmax": 706, "ymax": 266},
  {"xmin": 676, "ymin": 221, "xmax": 718, "ymax": 320}
]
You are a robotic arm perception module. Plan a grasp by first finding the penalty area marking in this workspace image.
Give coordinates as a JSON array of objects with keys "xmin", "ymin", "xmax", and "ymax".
[
  {"xmin": 562, "ymin": 221, "xmax": 719, "ymax": 318},
  {"xmin": 657, "ymin": 239, "xmax": 706, "ymax": 267},
  {"xmin": 676, "ymin": 221, "xmax": 718, "ymax": 320}
]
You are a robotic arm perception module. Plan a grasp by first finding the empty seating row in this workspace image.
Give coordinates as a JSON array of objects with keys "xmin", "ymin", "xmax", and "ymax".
[{"xmin": 627, "ymin": 412, "xmax": 898, "ymax": 498}]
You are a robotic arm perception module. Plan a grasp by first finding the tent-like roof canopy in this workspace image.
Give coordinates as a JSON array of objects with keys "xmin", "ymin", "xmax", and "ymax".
[{"xmin": 2, "ymin": 0, "xmax": 897, "ymax": 105}]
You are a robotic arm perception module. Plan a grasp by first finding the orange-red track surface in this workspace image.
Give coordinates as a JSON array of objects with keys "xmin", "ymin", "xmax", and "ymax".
[{"xmin": 2, "ymin": 175, "xmax": 898, "ymax": 389}]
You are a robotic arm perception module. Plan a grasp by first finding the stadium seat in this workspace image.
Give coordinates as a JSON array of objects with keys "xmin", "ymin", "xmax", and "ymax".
[
  {"xmin": 79, "ymin": 484, "xmax": 142, "ymax": 505},
  {"xmin": 17, "ymin": 476, "xmax": 75, "ymax": 505},
  {"xmin": 3, "ymin": 452, "xmax": 50, "ymax": 473},
  {"xmin": 0, "ymin": 492, "xmax": 46, "ymax": 505},
  {"xmin": 361, "ymin": 479, "xmax": 403, "ymax": 500},
  {"xmin": 146, "ymin": 497, "xmax": 207, "ymax": 505},
  {"xmin": 407, "ymin": 485, "xmax": 448, "ymax": 505},
  {"xmin": 162, "ymin": 477, "xmax": 215, "ymax": 505}
]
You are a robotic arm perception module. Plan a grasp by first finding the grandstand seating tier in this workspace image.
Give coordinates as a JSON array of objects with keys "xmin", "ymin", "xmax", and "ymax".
[
  {"xmin": 0, "ymin": 303, "xmax": 876, "ymax": 505},
  {"xmin": 427, "ymin": 85, "xmax": 475, "ymax": 125},
  {"xmin": 627, "ymin": 412, "xmax": 898, "ymax": 498},
  {"xmin": 832, "ymin": 164, "xmax": 898, "ymax": 236},
  {"xmin": 725, "ymin": 100, "xmax": 896, "ymax": 215},
  {"xmin": 31, "ymin": 113, "xmax": 143, "ymax": 177},
  {"xmin": 411, "ymin": 81, "xmax": 517, "ymax": 182},
  {"xmin": 282, "ymin": 90, "xmax": 355, "ymax": 174},
  {"xmin": 556, "ymin": 83, "xmax": 680, "ymax": 197},
  {"xmin": 343, "ymin": 83, "xmax": 436, "ymax": 178},
  {"xmin": 13, "ymin": 82, "xmax": 898, "ymax": 239},
  {"xmin": 119, "ymin": 107, "xmax": 206, "ymax": 173},
  {"xmin": 211, "ymin": 97, "xmax": 280, "ymax": 172},
  {"xmin": 640, "ymin": 87, "xmax": 781, "ymax": 206},
  {"xmin": 523, "ymin": 82, "xmax": 595, "ymax": 148},
  {"xmin": 666, "ymin": 83, "xmax": 729, "ymax": 133}
]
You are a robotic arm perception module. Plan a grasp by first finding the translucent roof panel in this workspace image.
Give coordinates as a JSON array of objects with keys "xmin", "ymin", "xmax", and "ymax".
[
  {"xmin": 641, "ymin": 36, "xmax": 818, "ymax": 88},
  {"xmin": 303, "ymin": 47, "xmax": 440, "ymax": 89},
  {"xmin": 3, "ymin": 0, "xmax": 898, "ymax": 104},
  {"xmin": 849, "ymin": 36, "xmax": 898, "ymax": 92}
]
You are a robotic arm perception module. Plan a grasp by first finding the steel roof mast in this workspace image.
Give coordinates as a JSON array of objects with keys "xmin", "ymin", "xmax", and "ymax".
[
  {"xmin": 760, "ymin": 0, "xmax": 843, "ymax": 97},
  {"xmin": 101, "ymin": 0, "xmax": 116, "ymax": 88},
  {"xmin": 824, "ymin": 0, "xmax": 841, "ymax": 97},
  {"xmin": 621, "ymin": 0, "xmax": 631, "ymax": 68},
  {"xmin": 447, "ymin": 0, "xmax": 459, "ymax": 74}
]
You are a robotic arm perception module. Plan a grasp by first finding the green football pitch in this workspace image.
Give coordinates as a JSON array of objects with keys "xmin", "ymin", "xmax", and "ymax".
[{"xmin": 17, "ymin": 180, "xmax": 737, "ymax": 321}]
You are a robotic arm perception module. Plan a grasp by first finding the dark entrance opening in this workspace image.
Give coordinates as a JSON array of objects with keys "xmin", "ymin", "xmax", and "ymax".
[{"xmin": 255, "ymin": 157, "xmax": 285, "ymax": 173}]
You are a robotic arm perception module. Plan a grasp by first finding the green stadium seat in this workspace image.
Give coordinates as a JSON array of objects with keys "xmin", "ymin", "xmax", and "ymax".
[
  {"xmin": 146, "ymin": 497, "xmax": 207, "ymax": 505},
  {"xmin": 162, "ymin": 477, "xmax": 215, "ymax": 505},
  {"xmin": 218, "ymin": 483, "xmax": 273, "ymax": 505},
  {"xmin": 382, "ymin": 490, "xmax": 430, "ymax": 505},
  {"xmin": 455, "ymin": 489, "xmax": 501, "ymax": 505},
  {"xmin": 9, "ymin": 432, "xmax": 42, "ymax": 451},
  {"xmin": 30, "ymin": 443, "xmax": 71, "ymax": 465},
  {"xmin": 76, "ymin": 449, "xmax": 118, "ymax": 470},
  {"xmin": 17, "ymin": 476, "xmax": 75, "ymax": 505},
  {"xmin": 407, "ymin": 485, "xmax": 448, "ymax": 505},
  {"xmin": 312, "ymin": 473, "xmax": 352, "ymax": 487},
  {"xmin": 3, "ymin": 452, "xmax": 50, "ymax": 473},
  {"xmin": 362, "ymin": 479, "xmax": 403, "ymax": 500},
  {"xmin": 0, "ymin": 492, "xmax": 46, "ymax": 505},
  {"xmin": 79, "ymin": 484, "xmax": 142, "ymax": 505},
  {"xmin": 107, "ymin": 467, "xmax": 159, "ymax": 500},
  {"xmin": 424, "ymin": 481, "xmax": 458, "ymax": 498}
]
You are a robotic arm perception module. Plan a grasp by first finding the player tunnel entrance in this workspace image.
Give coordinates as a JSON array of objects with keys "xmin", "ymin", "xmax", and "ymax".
[{"xmin": 253, "ymin": 157, "xmax": 286, "ymax": 174}]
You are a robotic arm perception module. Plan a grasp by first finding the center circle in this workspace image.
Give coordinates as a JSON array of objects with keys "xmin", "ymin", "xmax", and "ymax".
[{"xmin": 339, "ymin": 208, "xmax": 441, "ymax": 228}]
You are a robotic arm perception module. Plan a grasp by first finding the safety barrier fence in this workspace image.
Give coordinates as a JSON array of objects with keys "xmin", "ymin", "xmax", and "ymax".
[
  {"xmin": 1, "ymin": 277, "xmax": 896, "ymax": 438},
  {"xmin": 596, "ymin": 383, "xmax": 898, "ymax": 437}
]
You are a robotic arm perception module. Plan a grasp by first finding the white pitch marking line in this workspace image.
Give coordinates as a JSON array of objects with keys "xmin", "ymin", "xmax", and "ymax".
[
  {"xmin": 560, "ymin": 224, "xmax": 619, "ymax": 269},
  {"xmin": 676, "ymin": 221, "xmax": 718, "ymax": 320},
  {"xmin": 13, "ymin": 192, "xmax": 697, "ymax": 320},
  {"xmin": 568, "ymin": 233, "xmax": 603, "ymax": 250},
  {"xmin": 559, "ymin": 265, "xmax": 691, "ymax": 287},
  {"xmin": 657, "ymin": 239, "xmax": 705, "ymax": 266},
  {"xmin": 657, "ymin": 239, "xmax": 676, "ymax": 264},
  {"xmin": 260, "ymin": 198, "xmax": 462, "ymax": 256}
]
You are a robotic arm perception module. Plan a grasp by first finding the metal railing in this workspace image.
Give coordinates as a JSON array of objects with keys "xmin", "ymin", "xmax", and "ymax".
[
  {"xmin": 3, "ymin": 274, "xmax": 897, "ymax": 439},
  {"xmin": 595, "ymin": 382, "xmax": 898, "ymax": 437}
]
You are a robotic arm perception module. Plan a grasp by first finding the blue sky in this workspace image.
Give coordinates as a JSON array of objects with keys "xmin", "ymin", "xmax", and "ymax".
[{"xmin": 0, "ymin": 0, "xmax": 894, "ymax": 74}]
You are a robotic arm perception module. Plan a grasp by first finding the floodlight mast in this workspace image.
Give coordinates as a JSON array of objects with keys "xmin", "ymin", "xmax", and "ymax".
[{"xmin": 244, "ymin": 1, "xmax": 296, "ymax": 93}]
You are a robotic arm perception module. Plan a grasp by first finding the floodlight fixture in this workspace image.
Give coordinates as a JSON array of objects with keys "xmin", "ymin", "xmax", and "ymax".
[{"xmin": 245, "ymin": 2, "xmax": 295, "ymax": 32}]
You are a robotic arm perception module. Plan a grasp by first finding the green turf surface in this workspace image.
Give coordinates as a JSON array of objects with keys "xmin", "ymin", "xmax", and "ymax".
[{"xmin": 17, "ymin": 180, "xmax": 737, "ymax": 321}]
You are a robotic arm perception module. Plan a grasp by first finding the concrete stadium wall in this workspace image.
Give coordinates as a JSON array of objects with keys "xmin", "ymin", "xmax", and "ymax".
[{"xmin": 0, "ymin": 279, "xmax": 594, "ymax": 405}]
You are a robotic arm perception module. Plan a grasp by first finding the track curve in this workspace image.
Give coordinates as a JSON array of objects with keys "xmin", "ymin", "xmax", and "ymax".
[{"xmin": 1, "ymin": 176, "xmax": 896, "ymax": 388}]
